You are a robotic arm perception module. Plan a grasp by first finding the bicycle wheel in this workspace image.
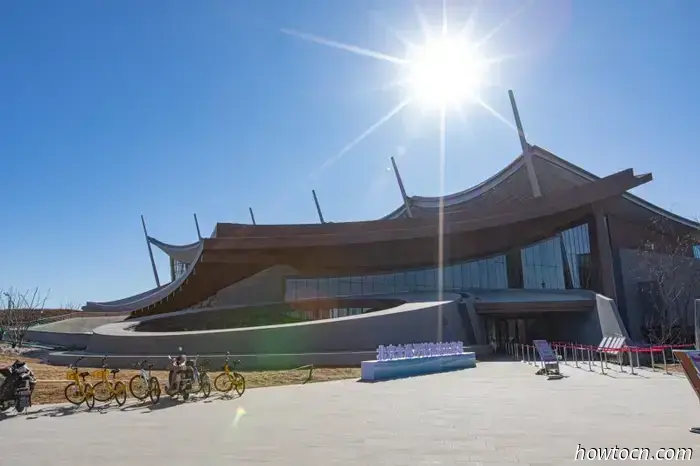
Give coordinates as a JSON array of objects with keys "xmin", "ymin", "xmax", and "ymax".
[
  {"xmin": 84, "ymin": 383, "xmax": 95, "ymax": 410},
  {"xmin": 232, "ymin": 373, "xmax": 246, "ymax": 396},
  {"xmin": 92, "ymin": 381, "xmax": 113, "ymax": 402},
  {"xmin": 214, "ymin": 373, "xmax": 233, "ymax": 392},
  {"xmin": 190, "ymin": 379, "xmax": 201, "ymax": 394},
  {"xmin": 148, "ymin": 377, "xmax": 161, "ymax": 404},
  {"xmin": 129, "ymin": 375, "xmax": 148, "ymax": 400},
  {"xmin": 113, "ymin": 381, "xmax": 127, "ymax": 406},
  {"xmin": 201, "ymin": 375, "xmax": 211, "ymax": 398},
  {"xmin": 64, "ymin": 383, "xmax": 84, "ymax": 406}
]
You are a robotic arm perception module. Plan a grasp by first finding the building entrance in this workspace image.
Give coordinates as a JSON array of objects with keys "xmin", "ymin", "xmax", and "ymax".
[{"xmin": 485, "ymin": 317, "xmax": 529, "ymax": 353}]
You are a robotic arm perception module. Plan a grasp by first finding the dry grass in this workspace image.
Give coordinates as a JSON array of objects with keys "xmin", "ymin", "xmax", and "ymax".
[{"xmin": 0, "ymin": 354, "xmax": 360, "ymax": 405}]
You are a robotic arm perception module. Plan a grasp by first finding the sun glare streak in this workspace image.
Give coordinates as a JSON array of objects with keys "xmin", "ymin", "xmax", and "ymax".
[
  {"xmin": 280, "ymin": 29, "xmax": 408, "ymax": 65},
  {"xmin": 473, "ymin": 0, "xmax": 534, "ymax": 50},
  {"xmin": 437, "ymin": 105, "xmax": 446, "ymax": 343},
  {"xmin": 309, "ymin": 98, "xmax": 412, "ymax": 179},
  {"xmin": 413, "ymin": 4, "xmax": 434, "ymax": 43},
  {"xmin": 441, "ymin": 0, "xmax": 449, "ymax": 35},
  {"xmin": 474, "ymin": 96, "xmax": 516, "ymax": 131},
  {"xmin": 457, "ymin": 0, "xmax": 482, "ymax": 39},
  {"xmin": 369, "ymin": 11, "xmax": 415, "ymax": 49}
]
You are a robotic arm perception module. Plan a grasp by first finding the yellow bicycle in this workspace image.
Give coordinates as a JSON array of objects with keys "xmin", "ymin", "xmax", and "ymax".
[
  {"xmin": 213, "ymin": 352, "xmax": 245, "ymax": 396},
  {"xmin": 91, "ymin": 357, "xmax": 127, "ymax": 406},
  {"xmin": 64, "ymin": 356, "xmax": 95, "ymax": 409}
]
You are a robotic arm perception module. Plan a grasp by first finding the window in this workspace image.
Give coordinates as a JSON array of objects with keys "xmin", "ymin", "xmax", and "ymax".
[{"xmin": 285, "ymin": 223, "xmax": 592, "ymax": 298}]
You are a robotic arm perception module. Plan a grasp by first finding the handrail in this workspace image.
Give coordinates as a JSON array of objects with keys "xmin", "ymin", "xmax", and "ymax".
[{"xmin": 289, "ymin": 364, "xmax": 314, "ymax": 384}]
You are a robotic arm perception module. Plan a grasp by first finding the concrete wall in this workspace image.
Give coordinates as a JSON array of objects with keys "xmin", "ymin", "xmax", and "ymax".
[
  {"xmin": 23, "ymin": 330, "xmax": 90, "ymax": 350},
  {"xmin": 191, "ymin": 265, "xmax": 299, "ymax": 308},
  {"xmin": 31, "ymin": 316, "xmax": 127, "ymax": 333},
  {"xmin": 45, "ymin": 345, "xmax": 494, "ymax": 370},
  {"xmin": 84, "ymin": 294, "xmax": 465, "ymax": 357}
]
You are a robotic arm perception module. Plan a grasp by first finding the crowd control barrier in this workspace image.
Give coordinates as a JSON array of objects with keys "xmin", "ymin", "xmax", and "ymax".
[{"xmin": 505, "ymin": 338, "xmax": 695, "ymax": 377}]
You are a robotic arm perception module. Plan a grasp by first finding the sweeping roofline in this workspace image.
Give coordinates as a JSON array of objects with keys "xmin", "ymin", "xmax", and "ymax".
[
  {"xmin": 381, "ymin": 145, "xmax": 699, "ymax": 229},
  {"xmin": 147, "ymin": 146, "xmax": 698, "ymax": 258}
]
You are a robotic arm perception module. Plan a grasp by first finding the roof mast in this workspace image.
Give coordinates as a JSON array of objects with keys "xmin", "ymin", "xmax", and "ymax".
[
  {"xmin": 508, "ymin": 89, "xmax": 542, "ymax": 198},
  {"xmin": 193, "ymin": 213, "xmax": 202, "ymax": 240},
  {"xmin": 140, "ymin": 215, "xmax": 161, "ymax": 287},
  {"xmin": 248, "ymin": 207, "xmax": 257, "ymax": 225},
  {"xmin": 312, "ymin": 189, "xmax": 326, "ymax": 224},
  {"xmin": 390, "ymin": 156, "xmax": 413, "ymax": 218}
]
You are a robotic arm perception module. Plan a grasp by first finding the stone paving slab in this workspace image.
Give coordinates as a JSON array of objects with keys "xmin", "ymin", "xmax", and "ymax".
[{"xmin": 0, "ymin": 362, "xmax": 698, "ymax": 465}]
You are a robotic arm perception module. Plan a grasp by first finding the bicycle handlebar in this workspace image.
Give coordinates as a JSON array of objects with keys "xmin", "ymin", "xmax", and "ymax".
[{"xmin": 69, "ymin": 356, "xmax": 85, "ymax": 369}]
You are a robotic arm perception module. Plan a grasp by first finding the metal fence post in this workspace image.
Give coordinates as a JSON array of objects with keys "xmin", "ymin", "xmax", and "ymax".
[
  {"xmin": 588, "ymin": 347, "xmax": 593, "ymax": 371},
  {"xmin": 662, "ymin": 348, "xmax": 668, "ymax": 375},
  {"xmin": 573, "ymin": 344, "xmax": 578, "ymax": 368},
  {"xmin": 628, "ymin": 348, "xmax": 636, "ymax": 375},
  {"xmin": 649, "ymin": 347, "xmax": 655, "ymax": 372},
  {"xmin": 599, "ymin": 350, "xmax": 606, "ymax": 374}
]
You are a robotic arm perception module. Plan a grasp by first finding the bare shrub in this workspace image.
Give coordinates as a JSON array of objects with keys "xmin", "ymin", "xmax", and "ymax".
[
  {"xmin": 636, "ymin": 216, "xmax": 700, "ymax": 345},
  {"xmin": 0, "ymin": 288, "xmax": 50, "ymax": 348}
]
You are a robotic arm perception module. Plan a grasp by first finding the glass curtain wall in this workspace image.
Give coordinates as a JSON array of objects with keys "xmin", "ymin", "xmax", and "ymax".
[{"xmin": 286, "ymin": 223, "xmax": 591, "ymax": 300}]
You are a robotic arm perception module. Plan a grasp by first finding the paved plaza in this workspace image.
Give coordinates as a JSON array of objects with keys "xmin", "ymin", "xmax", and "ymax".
[{"xmin": 1, "ymin": 361, "xmax": 698, "ymax": 465}]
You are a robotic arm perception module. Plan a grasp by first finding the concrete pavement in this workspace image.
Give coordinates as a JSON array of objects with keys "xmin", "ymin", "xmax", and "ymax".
[{"xmin": 0, "ymin": 361, "xmax": 698, "ymax": 465}]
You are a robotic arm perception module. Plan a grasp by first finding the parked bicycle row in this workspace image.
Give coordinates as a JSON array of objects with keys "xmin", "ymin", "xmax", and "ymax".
[{"xmin": 0, "ymin": 351, "xmax": 247, "ymax": 413}]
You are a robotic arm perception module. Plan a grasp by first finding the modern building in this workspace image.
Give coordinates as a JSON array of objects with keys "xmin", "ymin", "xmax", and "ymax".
[{"xmin": 76, "ymin": 92, "xmax": 700, "ymax": 365}]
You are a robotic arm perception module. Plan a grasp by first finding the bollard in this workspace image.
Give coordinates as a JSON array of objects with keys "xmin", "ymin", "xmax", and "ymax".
[
  {"xmin": 628, "ymin": 348, "xmax": 636, "ymax": 375},
  {"xmin": 662, "ymin": 348, "xmax": 668, "ymax": 375},
  {"xmin": 588, "ymin": 347, "xmax": 593, "ymax": 371},
  {"xmin": 616, "ymin": 349, "xmax": 624, "ymax": 373}
]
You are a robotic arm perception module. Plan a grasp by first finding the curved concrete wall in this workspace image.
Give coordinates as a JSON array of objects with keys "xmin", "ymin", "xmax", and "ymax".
[
  {"xmin": 24, "ymin": 330, "xmax": 91, "ymax": 350},
  {"xmin": 24, "ymin": 315, "xmax": 129, "ymax": 350},
  {"xmin": 85, "ymin": 293, "xmax": 466, "ymax": 357}
]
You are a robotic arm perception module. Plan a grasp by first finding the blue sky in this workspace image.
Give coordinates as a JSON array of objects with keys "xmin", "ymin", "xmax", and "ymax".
[{"xmin": 1, "ymin": 0, "xmax": 699, "ymax": 307}]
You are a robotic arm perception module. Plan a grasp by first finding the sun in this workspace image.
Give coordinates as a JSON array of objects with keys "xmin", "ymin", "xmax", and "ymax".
[{"xmin": 404, "ymin": 36, "xmax": 489, "ymax": 110}]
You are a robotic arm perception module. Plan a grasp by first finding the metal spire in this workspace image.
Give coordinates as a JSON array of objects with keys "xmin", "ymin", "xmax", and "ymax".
[
  {"xmin": 312, "ymin": 189, "xmax": 325, "ymax": 224},
  {"xmin": 390, "ymin": 156, "xmax": 413, "ymax": 218},
  {"xmin": 249, "ymin": 207, "xmax": 257, "ymax": 225},
  {"xmin": 140, "ymin": 215, "xmax": 161, "ymax": 287},
  {"xmin": 508, "ymin": 89, "xmax": 542, "ymax": 198},
  {"xmin": 193, "ymin": 213, "xmax": 202, "ymax": 240}
]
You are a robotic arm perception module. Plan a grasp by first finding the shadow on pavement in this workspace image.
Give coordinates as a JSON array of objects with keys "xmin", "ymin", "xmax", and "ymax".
[
  {"xmin": 18, "ymin": 391, "xmax": 246, "ymax": 419},
  {"xmin": 25, "ymin": 404, "xmax": 92, "ymax": 419}
]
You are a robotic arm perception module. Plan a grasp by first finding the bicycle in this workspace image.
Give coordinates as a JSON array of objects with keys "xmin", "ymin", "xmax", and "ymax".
[
  {"xmin": 128, "ymin": 359, "xmax": 161, "ymax": 404},
  {"xmin": 213, "ymin": 352, "xmax": 245, "ymax": 396},
  {"xmin": 64, "ymin": 356, "xmax": 95, "ymax": 409},
  {"xmin": 189, "ymin": 355, "xmax": 212, "ymax": 398},
  {"xmin": 91, "ymin": 357, "xmax": 127, "ymax": 406}
]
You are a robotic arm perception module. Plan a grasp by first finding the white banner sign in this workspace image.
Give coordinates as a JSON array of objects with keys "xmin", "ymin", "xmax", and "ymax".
[{"xmin": 376, "ymin": 341, "xmax": 464, "ymax": 361}]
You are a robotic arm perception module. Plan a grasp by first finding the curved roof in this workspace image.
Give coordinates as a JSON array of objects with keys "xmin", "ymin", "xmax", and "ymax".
[
  {"xmin": 84, "ymin": 168, "xmax": 650, "ymax": 316},
  {"xmin": 383, "ymin": 146, "xmax": 699, "ymax": 229},
  {"xmin": 148, "ymin": 236, "xmax": 202, "ymax": 265}
]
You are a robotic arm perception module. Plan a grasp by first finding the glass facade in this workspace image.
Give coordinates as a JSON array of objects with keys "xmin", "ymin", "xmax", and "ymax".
[
  {"xmin": 285, "ymin": 223, "xmax": 592, "ymax": 300},
  {"xmin": 171, "ymin": 260, "xmax": 190, "ymax": 281}
]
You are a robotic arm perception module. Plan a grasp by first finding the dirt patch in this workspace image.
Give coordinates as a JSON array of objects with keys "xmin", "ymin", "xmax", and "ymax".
[{"xmin": 0, "ymin": 353, "xmax": 360, "ymax": 405}]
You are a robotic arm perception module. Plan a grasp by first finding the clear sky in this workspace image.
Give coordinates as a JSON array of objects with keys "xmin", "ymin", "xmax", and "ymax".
[{"xmin": 1, "ymin": 0, "xmax": 699, "ymax": 307}]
